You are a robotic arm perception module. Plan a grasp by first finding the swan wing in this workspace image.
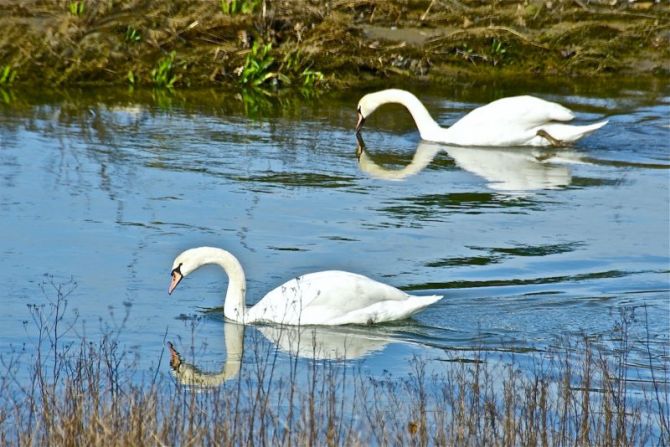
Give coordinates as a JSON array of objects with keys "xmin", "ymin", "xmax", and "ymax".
[
  {"xmin": 443, "ymin": 96, "xmax": 581, "ymax": 146},
  {"xmin": 247, "ymin": 271, "xmax": 439, "ymax": 325},
  {"xmin": 451, "ymin": 96, "xmax": 574, "ymax": 130}
]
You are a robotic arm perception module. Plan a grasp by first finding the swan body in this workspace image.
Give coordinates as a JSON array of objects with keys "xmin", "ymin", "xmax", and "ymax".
[
  {"xmin": 355, "ymin": 89, "xmax": 608, "ymax": 147},
  {"xmin": 168, "ymin": 247, "xmax": 442, "ymax": 326}
]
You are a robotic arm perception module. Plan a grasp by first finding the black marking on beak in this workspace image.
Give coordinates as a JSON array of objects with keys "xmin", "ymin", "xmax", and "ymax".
[{"xmin": 169, "ymin": 264, "xmax": 183, "ymax": 295}]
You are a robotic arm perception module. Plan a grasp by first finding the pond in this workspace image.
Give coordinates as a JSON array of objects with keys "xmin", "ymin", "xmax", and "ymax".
[{"xmin": 0, "ymin": 80, "xmax": 668, "ymax": 408}]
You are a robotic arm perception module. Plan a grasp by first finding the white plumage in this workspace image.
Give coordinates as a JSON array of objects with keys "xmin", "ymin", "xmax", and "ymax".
[
  {"xmin": 168, "ymin": 247, "xmax": 441, "ymax": 326},
  {"xmin": 356, "ymin": 89, "xmax": 608, "ymax": 147}
]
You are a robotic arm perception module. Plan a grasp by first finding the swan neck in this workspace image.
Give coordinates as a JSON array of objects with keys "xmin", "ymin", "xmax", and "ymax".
[
  {"xmin": 390, "ymin": 90, "xmax": 443, "ymax": 139},
  {"xmin": 196, "ymin": 248, "xmax": 248, "ymax": 323}
]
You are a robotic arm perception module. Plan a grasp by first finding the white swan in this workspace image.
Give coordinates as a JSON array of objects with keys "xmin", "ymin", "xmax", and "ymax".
[
  {"xmin": 355, "ymin": 89, "xmax": 608, "ymax": 147},
  {"xmin": 168, "ymin": 246, "xmax": 442, "ymax": 325}
]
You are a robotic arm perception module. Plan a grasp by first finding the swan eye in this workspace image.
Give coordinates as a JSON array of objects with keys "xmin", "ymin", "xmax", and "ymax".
[{"xmin": 171, "ymin": 263, "xmax": 182, "ymax": 277}]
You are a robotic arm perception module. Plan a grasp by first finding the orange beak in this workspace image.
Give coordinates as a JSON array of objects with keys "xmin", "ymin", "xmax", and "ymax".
[{"xmin": 168, "ymin": 270, "xmax": 183, "ymax": 295}]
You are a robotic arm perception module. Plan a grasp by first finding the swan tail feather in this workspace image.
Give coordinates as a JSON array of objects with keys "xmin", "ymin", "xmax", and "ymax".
[
  {"xmin": 540, "ymin": 120, "xmax": 609, "ymax": 143},
  {"xmin": 398, "ymin": 294, "xmax": 443, "ymax": 319}
]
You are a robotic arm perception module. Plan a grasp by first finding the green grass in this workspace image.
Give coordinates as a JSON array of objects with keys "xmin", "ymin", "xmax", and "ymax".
[
  {"xmin": 124, "ymin": 25, "xmax": 141, "ymax": 43},
  {"xmin": 239, "ymin": 41, "xmax": 277, "ymax": 87},
  {"xmin": 220, "ymin": 0, "xmax": 261, "ymax": 15},
  {"xmin": 151, "ymin": 51, "xmax": 179, "ymax": 88},
  {"xmin": 0, "ymin": 65, "xmax": 17, "ymax": 86},
  {"xmin": 68, "ymin": 1, "xmax": 85, "ymax": 17},
  {"xmin": 237, "ymin": 43, "xmax": 325, "ymax": 92},
  {"xmin": 490, "ymin": 38, "xmax": 508, "ymax": 66},
  {"xmin": 282, "ymin": 49, "xmax": 325, "ymax": 88}
]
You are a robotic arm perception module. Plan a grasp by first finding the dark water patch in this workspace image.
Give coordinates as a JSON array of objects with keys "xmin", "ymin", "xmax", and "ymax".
[
  {"xmin": 522, "ymin": 290, "xmax": 563, "ymax": 297},
  {"xmin": 117, "ymin": 220, "xmax": 158, "ymax": 229},
  {"xmin": 569, "ymin": 176, "xmax": 626, "ymax": 188},
  {"xmin": 268, "ymin": 246, "xmax": 309, "ymax": 252},
  {"xmin": 379, "ymin": 192, "xmax": 540, "ymax": 220},
  {"xmin": 233, "ymin": 172, "xmax": 356, "ymax": 188},
  {"xmin": 426, "ymin": 255, "xmax": 504, "ymax": 268},
  {"xmin": 321, "ymin": 236, "xmax": 359, "ymax": 242},
  {"xmin": 150, "ymin": 195, "xmax": 181, "ymax": 201},
  {"xmin": 435, "ymin": 357, "xmax": 485, "ymax": 364},
  {"xmin": 403, "ymin": 269, "xmax": 638, "ymax": 291},
  {"xmin": 622, "ymin": 288, "xmax": 670, "ymax": 296},
  {"xmin": 437, "ymin": 345, "xmax": 540, "ymax": 355},
  {"xmin": 582, "ymin": 157, "xmax": 670, "ymax": 170},
  {"xmin": 470, "ymin": 242, "xmax": 583, "ymax": 257}
]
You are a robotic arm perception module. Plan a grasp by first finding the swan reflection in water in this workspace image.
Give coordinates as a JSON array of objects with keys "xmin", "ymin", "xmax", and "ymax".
[
  {"xmin": 356, "ymin": 134, "xmax": 587, "ymax": 191},
  {"xmin": 168, "ymin": 321, "xmax": 395, "ymax": 388}
]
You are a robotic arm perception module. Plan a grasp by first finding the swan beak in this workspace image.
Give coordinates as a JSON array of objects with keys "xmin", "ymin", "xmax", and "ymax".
[
  {"xmin": 168, "ymin": 270, "xmax": 183, "ymax": 295},
  {"xmin": 167, "ymin": 342, "xmax": 182, "ymax": 370},
  {"xmin": 355, "ymin": 111, "xmax": 365, "ymax": 134}
]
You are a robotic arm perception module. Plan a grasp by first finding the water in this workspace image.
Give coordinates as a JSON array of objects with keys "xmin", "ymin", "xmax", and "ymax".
[{"xmin": 0, "ymin": 82, "xmax": 668, "ymax": 389}]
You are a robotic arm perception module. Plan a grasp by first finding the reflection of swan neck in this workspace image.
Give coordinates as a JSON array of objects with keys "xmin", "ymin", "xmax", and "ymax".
[
  {"xmin": 357, "ymin": 142, "xmax": 442, "ymax": 181},
  {"xmin": 169, "ymin": 322, "xmax": 244, "ymax": 387}
]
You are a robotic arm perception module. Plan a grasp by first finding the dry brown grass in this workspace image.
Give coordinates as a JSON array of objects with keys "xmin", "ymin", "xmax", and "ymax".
[
  {"xmin": 0, "ymin": 282, "xmax": 668, "ymax": 446},
  {"xmin": 0, "ymin": 0, "xmax": 667, "ymax": 88}
]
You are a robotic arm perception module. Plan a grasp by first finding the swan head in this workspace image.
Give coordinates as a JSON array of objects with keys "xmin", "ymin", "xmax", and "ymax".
[
  {"xmin": 356, "ymin": 89, "xmax": 411, "ymax": 133},
  {"xmin": 168, "ymin": 247, "xmax": 209, "ymax": 295},
  {"xmin": 355, "ymin": 92, "xmax": 379, "ymax": 133}
]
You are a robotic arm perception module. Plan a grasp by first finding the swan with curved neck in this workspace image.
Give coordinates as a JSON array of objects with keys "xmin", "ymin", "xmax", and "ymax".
[
  {"xmin": 355, "ymin": 89, "xmax": 608, "ymax": 147},
  {"xmin": 168, "ymin": 247, "xmax": 442, "ymax": 325}
]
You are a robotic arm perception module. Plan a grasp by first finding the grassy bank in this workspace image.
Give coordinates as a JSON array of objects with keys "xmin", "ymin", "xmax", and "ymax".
[
  {"xmin": 0, "ymin": 282, "xmax": 668, "ymax": 446},
  {"xmin": 0, "ymin": 0, "xmax": 668, "ymax": 91}
]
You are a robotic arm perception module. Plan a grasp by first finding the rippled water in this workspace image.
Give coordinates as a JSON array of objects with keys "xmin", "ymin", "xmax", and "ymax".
[{"xmin": 0, "ymin": 82, "xmax": 668, "ymax": 388}]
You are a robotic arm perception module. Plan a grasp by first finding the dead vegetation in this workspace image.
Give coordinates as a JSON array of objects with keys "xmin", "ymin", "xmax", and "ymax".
[
  {"xmin": 0, "ymin": 0, "xmax": 667, "ymax": 89},
  {"xmin": 0, "ymin": 280, "xmax": 668, "ymax": 446}
]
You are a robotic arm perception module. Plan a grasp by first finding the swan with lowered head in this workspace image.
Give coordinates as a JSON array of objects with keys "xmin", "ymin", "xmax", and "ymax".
[
  {"xmin": 168, "ymin": 247, "xmax": 442, "ymax": 325},
  {"xmin": 355, "ymin": 89, "xmax": 608, "ymax": 147}
]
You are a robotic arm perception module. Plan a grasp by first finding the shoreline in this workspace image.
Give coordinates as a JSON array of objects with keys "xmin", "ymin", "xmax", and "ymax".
[{"xmin": 0, "ymin": 1, "xmax": 668, "ymax": 90}]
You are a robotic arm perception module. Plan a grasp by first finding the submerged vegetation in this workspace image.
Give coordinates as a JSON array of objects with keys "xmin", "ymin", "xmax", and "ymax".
[
  {"xmin": 0, "ymin": 282, "xmax": 667, "ymax": 446},
  {"xmin": 0, "ymin": 0, "xmax": 666, "ymax": 89}
]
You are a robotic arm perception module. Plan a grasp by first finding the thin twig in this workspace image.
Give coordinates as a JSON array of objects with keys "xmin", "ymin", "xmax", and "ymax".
[
  {"xmin": 420, "ymin": 0, "xmax": 436, "ymax": 21},
  {"xmin": 573, "ymin": 0, "xmax": 591, "ymax": 11}
]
